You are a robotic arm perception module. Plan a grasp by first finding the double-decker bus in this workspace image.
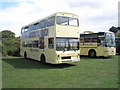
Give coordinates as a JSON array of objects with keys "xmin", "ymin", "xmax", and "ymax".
[
  {"xmin": 20, "ymin": 12, "xmax": 80, "ymax": 64},
  {"xmin": 115, "ymin": 37, "xmax": 120, "ymax": 55},
  {"xmin": 80, "ymin": 32, "xmax": 116, "ymax": 57}
]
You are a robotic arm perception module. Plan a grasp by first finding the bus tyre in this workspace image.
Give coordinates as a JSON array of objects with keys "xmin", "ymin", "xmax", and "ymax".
[
  {"xmin": 41, "ymin": 54, "xmax": 46, "ymax": 64},
  {"xmin": 24, "ymin": 52, "xmax": 27, "ymax": 58},
  {"xmin": 89, "ymin": 50, "xmax": 96, "ymax": 58}
]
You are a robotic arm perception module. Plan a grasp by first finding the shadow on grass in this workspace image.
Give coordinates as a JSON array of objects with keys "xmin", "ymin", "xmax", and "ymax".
[{"xmin": 2, "ymin": 57, "xmax": 76, "ymax": 69}]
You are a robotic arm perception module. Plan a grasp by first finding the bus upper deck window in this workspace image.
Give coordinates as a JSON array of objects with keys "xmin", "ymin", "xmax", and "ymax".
[
  {"xmin": 69, "ymin": 18, "xmax": 79, "ymax": 26},
  {"xmin": 21, "ymin": 28, "xmax": 24, "ymax": 34},
  {"xmin": 24, "ymin": 26, "xmax": 28, "ymax": 32},
  {"xmin": 47, "ymin": 16, "xmax": 55, "ymax": 27},
  {"xmin": 57, "ymin": 16, "xmax": 69, "ymax": 25}
]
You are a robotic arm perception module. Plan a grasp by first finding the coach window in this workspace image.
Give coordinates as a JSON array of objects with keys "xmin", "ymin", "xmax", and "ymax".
[
  {"xmin": 22, "ymin": 42, "xmax": 25, "ymax": 47},
  {"xmin": 22, "ymin": 42, "xmax": 28, "ymax": 47},
  {"xmin": 80, "ymin": 37, "xmax": 84, "ymax": 43},
  {"xmin": 39, "ymin": 37, "xmax": 44, "ymax": 49},
  {"xmin": 25, "ymin": 42, "xmax": 28, "ymax": 47},
  {"xmin": 28, "ymin": 41, "xmax": 33, "ymax": 47},
  {"xmin": 84, "ymin": 37, "xmax": 90, "ymax": 42},
  {"xmin": 91, "ymin": 38, "xmax": 97, "ymax": 42},
  {"xmin": 34, "ymin": 22, "xmax": 39, "ymax": 30},
  {"xmin": 47, "ymin": 16, "xmax": 55, "ymax": 27},
  {"xmin": 28, "ymin": 25, "xmax": 34, "ymax": 31},
  {"xmin": 48, "ymin": 38, "xmax": 54, "ymax": 49},
  {"xmin": 24, "ymin": 26, "xmax": 28, "ymax": 32},
  {"xmin": 33, "ymin": 41, "xmax": 39, "ymax": 48},
  {"xmin": 40, "ymin": 20, "xmax": 46, "ymax": 28},
  {"xmin": 21, "ymin": 28, "xmax": 24, "ymax": 34}
]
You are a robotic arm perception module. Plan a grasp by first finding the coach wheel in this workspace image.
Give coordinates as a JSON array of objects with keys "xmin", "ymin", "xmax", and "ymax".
[
  {"xmin": 24, "ymin": 51, "xmax": 27, "ymax": 58},
  {"xmin": 40, "ymin": 54, "xmax": 46, "ymax": 64},
  {"xmin": 89, "ymin": 50, "xmax": 96, "ymax": 58}
]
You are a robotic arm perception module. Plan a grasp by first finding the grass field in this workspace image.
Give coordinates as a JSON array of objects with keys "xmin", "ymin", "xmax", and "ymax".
[{"xmin": 2, "ymin": 55, "xmax": 119, "ymax": 88}]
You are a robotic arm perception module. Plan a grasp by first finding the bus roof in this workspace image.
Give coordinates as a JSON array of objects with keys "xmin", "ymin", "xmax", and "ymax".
[
  {"xmin": 56, "ymin": 12, "xmax": 78, "ymax": 18},
  {"xmin": 21, "ymin": 12, "xmax": 78, "ymax": 29},
  {"xmin": 80, "ymin": 32, "xmax": 114, "ymax": 35}
]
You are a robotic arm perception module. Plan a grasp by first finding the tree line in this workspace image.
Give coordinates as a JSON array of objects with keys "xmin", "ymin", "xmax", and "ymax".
[
  {"xmin": 0, "ymin": 26, "xmax": 120, "ymax": 56},
  {"xmin": 109, "ymin": 26, "xmax": 120, "ymax": 37},
  {"xmin": 0, "ymin": 30, "xmax": 20, "ymax": 56}
]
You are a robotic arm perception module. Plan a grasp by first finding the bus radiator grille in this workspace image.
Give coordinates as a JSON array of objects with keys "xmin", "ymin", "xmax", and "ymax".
[{"xmin": 62, "ymin": 56, "xmax": 71, "ymax": 59}]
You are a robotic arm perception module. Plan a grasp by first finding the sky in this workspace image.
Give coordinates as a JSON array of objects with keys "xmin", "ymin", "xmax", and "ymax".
[{"xmin": 0, "ymin": 0, "xmax": 119, "ymax": 36}]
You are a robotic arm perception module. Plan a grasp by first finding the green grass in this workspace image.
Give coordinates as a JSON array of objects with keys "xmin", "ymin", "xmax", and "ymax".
[{"xmin": 2, "ymin": 55, "xmax": 119, "ymax": 88}]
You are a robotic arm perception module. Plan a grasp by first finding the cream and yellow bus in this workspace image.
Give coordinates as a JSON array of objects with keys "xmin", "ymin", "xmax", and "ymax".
[
  {"xmin": 80, "ymin": 32, "xmax": 116, "ymax": 57},
  {"xmin": 20, "ymin": 12, "xmax": 80, "ymax": 64}
]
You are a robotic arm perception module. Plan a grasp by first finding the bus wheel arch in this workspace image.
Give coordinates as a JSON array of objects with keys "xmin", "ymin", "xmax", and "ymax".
[
  {"xmin": 24, "ymin": 51, "xmax": 27, "ymax": 58},
  {"xmin": 40, "ymin": 54, "xmax": 46, "ymax": 63},
  {"xmin": 88, "ymin": 49, "xmax": 96, "ymax": 57}
]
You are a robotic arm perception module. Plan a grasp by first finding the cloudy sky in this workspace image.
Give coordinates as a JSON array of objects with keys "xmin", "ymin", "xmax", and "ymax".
[{"xmin": 0, "ymin": 0, "xmax": 119, "ymax": 36}]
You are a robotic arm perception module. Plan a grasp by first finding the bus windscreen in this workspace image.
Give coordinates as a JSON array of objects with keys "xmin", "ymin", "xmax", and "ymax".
[
  {"xmin": 56, "ymin": 38, "xmax": 79, "ymax": 51},
  {"xmin": 57, "ymin": 16, "xmax": 79, "ymax": 26}
]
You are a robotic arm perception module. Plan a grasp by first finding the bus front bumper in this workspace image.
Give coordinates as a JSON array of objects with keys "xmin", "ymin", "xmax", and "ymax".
[
  {"xmin": 55, "ymin": 50, "xmax": 80, "ymax": 63},
  {"xmin": 56, "ymin": 54, "xmax": 80, "ymax": 63},
  {"xmin": 57, "ymin": 59, "xmax": 80, "ymax": 63},
  {"xmin": 104, "ymin": 50, "xmax": 116, "ymax": 57}
]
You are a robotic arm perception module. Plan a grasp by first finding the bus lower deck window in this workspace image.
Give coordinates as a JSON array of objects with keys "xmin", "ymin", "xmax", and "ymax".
[{"xmin": 48, "ymin": 38, "xmax": 54, "ymax": 49}]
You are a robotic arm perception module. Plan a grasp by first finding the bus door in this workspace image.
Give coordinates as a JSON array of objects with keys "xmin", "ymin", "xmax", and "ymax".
[{"xmin": 97, "ymin": 36, "xmax": 105, "ymax": 56}]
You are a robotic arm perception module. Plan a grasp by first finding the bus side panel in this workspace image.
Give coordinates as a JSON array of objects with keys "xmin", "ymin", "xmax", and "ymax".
[
  {"xmin": 43, "ymin": 36, "xmax": 57, "ymax": 64},
  {"xmin": 80, "ymin": 43, "xmax": 97, "ymax": 56},
  {"xmin": 80, "ymin": 47, "xmax": 90, "ymax": 56},
  {"xmin": 97, "ymin": 47, "xmax": 116, "ymax": 57},
  {"xmin": 25, "ymin": 48, "xmax": 40, "ymax": 61},
  {"xmin": 20, "ymin": 47, "xmax": 30, "ymax": 57},
  {"xmin": 31, "ymin": 49, "xmax": 41, "ymax": 61},
  {"xmin": 97, "ymin": 47, "xmax": 104, "ymax": 56},
  {"xmin": 44, "ymin": 49, "xmax": 57, "ymax": 64},
  {"xmin": 103, "ymin": 47, "xmax": 116, "ymax": 56}
]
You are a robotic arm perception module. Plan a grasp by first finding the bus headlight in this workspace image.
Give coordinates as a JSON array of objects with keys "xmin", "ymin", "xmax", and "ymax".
[
  {"xmin": 77, "ymin": 54, "xmax": 80, "ymax": 59},
  {"xmin": 57, "ymin": 55, "xmax": 60, "ymax": 60}
]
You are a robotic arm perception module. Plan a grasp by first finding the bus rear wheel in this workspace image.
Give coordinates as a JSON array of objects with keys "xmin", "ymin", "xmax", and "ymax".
[
  {"xmin": 89, "ymin": 50, "xmax": 96, "ymax": 58},
  {"xmin": 24, "ymin": 51, "xmax": 27, "ymax": 58},
  {"xmin": 40, "ymin": 54, "xmax": 46, "ymax": 64}
]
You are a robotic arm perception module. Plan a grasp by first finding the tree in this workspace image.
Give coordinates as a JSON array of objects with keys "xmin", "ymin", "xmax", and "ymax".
[
  {"xmin": 1, "ymin": 30, "xmax": 15, "ymax": 38},
  {"xmin": 109, "ymin": 26, "xmax": 118, "ymax": 33},
  {"xmin": 109, "ymin": 26, "xmax": 120, "ymax": 37},
  {"xmin": 117, "ymin": 27, "xmax": 120, "ymax": 30},
  {"xmin": 1, "ymin": 30, "xmax": 20, "ymax": 56},
  {"xmin": 116, "ymin": 33, "xmax": 120, "ymax": 37}
]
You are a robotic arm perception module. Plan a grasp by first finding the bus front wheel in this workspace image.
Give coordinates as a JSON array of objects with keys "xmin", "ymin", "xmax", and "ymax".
[
  {"xmin": 89, "ymin": 50, "xmax": 96, "ymax": 58},
  {"xmin": 40, "ymin": 54, "xmax": 46, "ymax": 64}
]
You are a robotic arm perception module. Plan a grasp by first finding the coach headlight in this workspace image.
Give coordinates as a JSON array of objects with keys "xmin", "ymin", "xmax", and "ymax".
[
  {"xmin": 57, "ymin": 55, "xmax": 60, "ymax": 60},
  {"xmin": 77, "ymin": 54, "xmax": 80, "ymax": 59}
]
